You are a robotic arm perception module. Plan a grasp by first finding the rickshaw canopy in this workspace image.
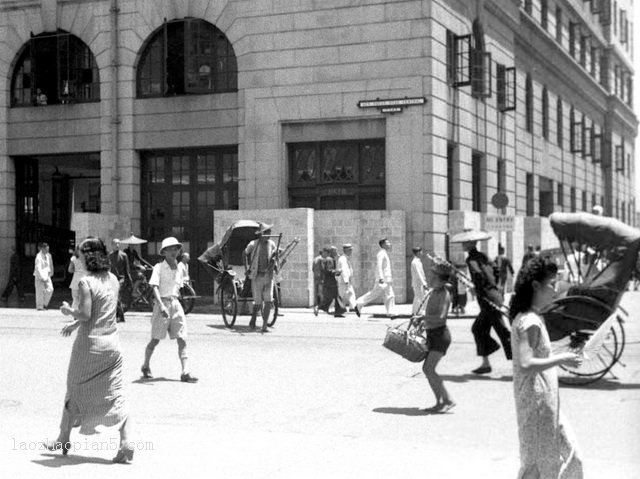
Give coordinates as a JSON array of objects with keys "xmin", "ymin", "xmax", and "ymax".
[{"xmin": 198, "ymin": 220, "xmax": 263, "ymax": 272}]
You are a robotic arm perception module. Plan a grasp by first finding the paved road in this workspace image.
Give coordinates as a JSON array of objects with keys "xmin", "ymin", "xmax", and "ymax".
[{"xmin": 1, "ymin": 295, "xmax": 639, "ymax": 479}]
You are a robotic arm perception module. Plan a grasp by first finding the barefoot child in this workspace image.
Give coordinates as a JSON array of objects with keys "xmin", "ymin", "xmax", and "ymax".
[
  {"xmin": 141, "ymin": 237, "xmax": 198, "ymax": 383},
  {"xmin": 421, "ymin": 261, "xmax": 455, "ymax": 412}
]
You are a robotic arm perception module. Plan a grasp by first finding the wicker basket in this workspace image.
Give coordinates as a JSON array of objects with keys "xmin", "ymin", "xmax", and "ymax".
[{"xmin": 383, "ymin": 322, "xmax": 427, "ymax": 362}]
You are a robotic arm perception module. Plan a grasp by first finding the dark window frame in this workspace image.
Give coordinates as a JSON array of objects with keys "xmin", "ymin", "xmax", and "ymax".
[
  {"xmin": 497, "ymin": 64, "xmax": 516, "ymax": 111},
  {"xmin": 525, "ymin": 74, "xmax": 533, "ymax": 132},
  {"xmin": 11, "ymin": 31, "xmax": 100, "ymax": 107},
  {"xmin": 287, "ymin": 139, "xmax": 386, "ymax": 210},
  {"xmin": 136, "ymin": 18, "xmax": 238, "ymax": 98}
]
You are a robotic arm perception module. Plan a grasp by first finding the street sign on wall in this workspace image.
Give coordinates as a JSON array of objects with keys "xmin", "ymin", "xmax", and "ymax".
[{"xmin": 484, "ymin": 215, "xmax": 515, "ymax": 231}]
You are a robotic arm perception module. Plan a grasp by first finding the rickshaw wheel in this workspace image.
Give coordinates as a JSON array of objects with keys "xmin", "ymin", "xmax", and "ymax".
[
  {"xmin": 554, "ymin": 326, "xmax": 619, "ymax": 386},
  {"xmin": 266, "ymin": 286, "xmax": 279, "ymax": 327},
  {"xmin": 179, "ymin": 283, "xmax": 196, "ymax": 315},
  {"xmin": 220, "ymin": 280, "xmax": 238, "ymax": 328}
]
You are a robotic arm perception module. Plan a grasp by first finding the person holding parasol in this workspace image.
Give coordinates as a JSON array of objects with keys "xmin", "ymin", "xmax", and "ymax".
[{"xmin": 450, "ymin": 229, "xmax": 512, "ymax": 374}]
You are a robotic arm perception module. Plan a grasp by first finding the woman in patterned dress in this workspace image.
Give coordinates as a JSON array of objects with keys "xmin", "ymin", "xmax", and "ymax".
[
  {"xmin": 508, "ymin": 256, "xmax": 583, "ymax": 478},
  {"xmin": 44, "ymin": 237, "xmax": 133, "ymax": 463}
]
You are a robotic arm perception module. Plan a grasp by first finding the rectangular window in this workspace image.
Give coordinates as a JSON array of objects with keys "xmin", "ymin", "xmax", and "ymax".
[
  {"xmin": 497, "ymin": 65, "xmax": 516, "ymax": 111},
  {"xmin": 600, "ymin": 52, "xmax": 609, "ymax": 89},
  {"xmin": 446, "ymin": 30, "xmax": 456, "ymax": 85},
  {"xmin": 454, "ymin": 34, "xmax": 472, "ymax": 87},
  {"xmin": 570, "ymin": 110, "xmax": 583, "ymax": 153},
  {"xmin": 571, "ymin": 186, "xmax": 576, "ymax": 212},
  {"xmin": 557, "ymin": 183, "xmax": 564, "ymax": 207},
  {"xmin": 525, "ymin": 75, "xmax": 533, "ymax": 133},
  {"xmin": 569, "ymin": 22, "xmax": 579, "ymax": 58},
  {"xmin": 583, "ymin": 123, "xmax": 592, "ymax": 158},
  {"xmin": 590, "ymin": 46, "xmax": 598, "ymax": 76},
  {"xmin": 615, "ymin": 143, "xmax": 625, "ymax": 172},
  {"xmin": 526, "ymin": 173, "xmax": 534, "ymax": 216},
  {"xmin": 557, "ymin": 98, "xmax": 563, "ymax": 146},
  {"xmin": 582, "ymin": 190, "xmax": 587, "ymax": 212},
  {"xmin": 524, "ymin": 0, "xmax": 532, "ymax": 15},
  {"xmin": 288, "ymin": 139, "xmax": 385, "ymax": 210},
  {"xmin": 556, "ymin": 7, "xmax": 563, "ymax": 43},
  {"xmin": 541, "ymin": 0, "xmax": 549, "ymax": 30},
  {"xmin": 579, "ymin": 34, "xmax": 588, "ymax": 67},
  {"xmin": 599, "ymin": 0, "xmax": 612, "ymax": 25},
  {"xmin": 447, "ymin": 142, "xmax": 457, "ymax": 210},
  {"xmin": 542, "ymin": 88, "xmax": 549, "ymax": 140},
  {"xmin": 539, "ymin": 176, "xmax": 554, "ymax": 217},
  {"xmin": 472, "ymin": 151, "xmax": 483, "ymax": 212}
]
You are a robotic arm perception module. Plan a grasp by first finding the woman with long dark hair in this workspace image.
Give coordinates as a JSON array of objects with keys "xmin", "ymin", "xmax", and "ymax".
[
  {"xmin": 44, "ymin": 237, "xmax": 133, "ymax": 463},
  {"xmin": 509, "ymin": 256, "xmax": 583, "ymax": 478}
]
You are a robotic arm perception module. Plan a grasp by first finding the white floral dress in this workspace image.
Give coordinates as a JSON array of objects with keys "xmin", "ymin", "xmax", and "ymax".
[{"xmin": 511, "ymin": 311, "xmax": 583, "ymax": 479}]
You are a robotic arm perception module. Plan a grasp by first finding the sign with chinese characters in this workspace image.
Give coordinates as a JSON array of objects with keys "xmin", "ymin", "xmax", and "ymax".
[
  {"xmin": 357, "ymin": 97, "xmax": 427, "ymax": 114},
  {"xmin": 484, "ymin": 215, "xmax": 515, "ymax": 231}
]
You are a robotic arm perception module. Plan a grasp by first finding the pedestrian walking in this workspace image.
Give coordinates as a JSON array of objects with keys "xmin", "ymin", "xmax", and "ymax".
[
  {"xmin": 319, "ymin": 246, "xmax": 346, "ymax": 317},
  {"xmin": 178, "ymin": 252, "xmax": 191, "ymax": 284},
  {"xmin": 509, "ymin": 255, "xmax": 584, "ymax": 478},
  {"xmin": 243, "ymin": 223, "xmax": 277, "ymax": 332},
  {"xmin": 420, "ymin": 261, "xmax": 455, "ymax": 413},
  {"xmin": 34, "ymin": 242, "xmax": 54, "ymax": 310},
  {"xmin": 312, "ymin": 249, "xmax": 325, "ymax": 316},
  {"xmin": 452, "ymin": 230, "xmax": 512, "ymax": 374},
  {"xmin": 336, "ymin": 244, "xmax": 360, "ymax": 316},
  {"xmin": 109, "ymin": 239, "xmax": 133, "ymax": 323},
  {"xmin": 449, "ymin": 264, "xmax": 468, "ymax": 315},
  {"xmin": 141, "ymin": 236, "xmax": 198, "ymax": 383},
  {"xmin": 44, "ymin": 237, "xmax": 133, "ymax": 463},
  {"xmin": 410, "ymin": 247, "xmax": 428, "ymax": 315},
  {"xmin": 1, "ymin": 247, "xmax": 25, "ymax": 302},
  {"xmin": 495, "ymin": 244, "xmax": 514, "ymax": 295},
  {"xmin": 68, "ymin": 247, "xmax": 87, "ymax": 308},
  {"xmin": 355, "ymin": 238, "xmax": 395, "ymax": 317}
]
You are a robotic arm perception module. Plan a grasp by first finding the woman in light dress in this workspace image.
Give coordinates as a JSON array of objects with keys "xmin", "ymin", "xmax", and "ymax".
[
  {"xmin": 509, "ymin": 256, "xmax": 583, "ymax": 478},
  {"xmin": 44, "ymin": 237, "xmax": 133, "ymax": 463},
  {"xmin": 68, "ymin": 247, "xmax": 87, "ymax": 308}
]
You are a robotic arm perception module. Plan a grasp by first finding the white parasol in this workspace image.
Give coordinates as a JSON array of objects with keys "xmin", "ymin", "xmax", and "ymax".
[
  {"xmin": 120, "ymin": 234, "xmax": 148, "ymax": 245},
  {"xmin": 449, "ymin": 229, "xmax": 491, "ymax": 243}
]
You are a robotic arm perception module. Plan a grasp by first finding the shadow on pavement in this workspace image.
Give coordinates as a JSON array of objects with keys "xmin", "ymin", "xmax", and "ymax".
[
  {"xmin": 206, "ymin": 324, "xmax": 268, "ymax": 334},
  {"xmin": 33, "ymin": 454, "xmax": 114, "ymax": 467},
  {"xmin": 559, "ymin": 378, "xmax": 640, "ymax": 391},
  {"xmin": 439, "ymin": 373, "xmax": 513, "ymax": 383},
  {"xmin": 372, "ymin": 406, "xmax": 428, "ymax": 416},
  {"xmin": 131, "ymin": 377, "xmax": 181, "ymax": 385}
]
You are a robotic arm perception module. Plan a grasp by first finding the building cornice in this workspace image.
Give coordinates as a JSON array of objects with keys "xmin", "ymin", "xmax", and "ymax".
[{"xmin": 0, "ymin": 0, "xmax": 39, "ymax": 12}]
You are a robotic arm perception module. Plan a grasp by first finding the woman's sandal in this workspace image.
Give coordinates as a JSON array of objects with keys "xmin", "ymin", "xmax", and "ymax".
[
  {"xmin": 42, "ymin": 439, "xmax": 71, "ymax": 455},
  {"xmin": 113, "ymin": 443, "xmax": 134, "ymax": 464}
]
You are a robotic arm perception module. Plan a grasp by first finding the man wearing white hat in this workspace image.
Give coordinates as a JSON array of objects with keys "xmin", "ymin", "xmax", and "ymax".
[
  {"xmin": 141, "ymin": 236, "xmax": 198, "ymax": 383},
  {"xmin": 244, "ymin": 223, "xmax": 277, "ymax": 332}
]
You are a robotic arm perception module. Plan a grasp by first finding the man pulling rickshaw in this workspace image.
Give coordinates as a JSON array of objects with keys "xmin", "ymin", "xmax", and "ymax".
[{"xmin": 243, "ymin": 223, "xmax": 278, "ymax": 332}]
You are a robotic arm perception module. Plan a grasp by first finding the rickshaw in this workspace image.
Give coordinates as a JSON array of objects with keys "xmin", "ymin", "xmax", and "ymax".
[
  {"xmin": 197, "ymin": 220, "xmax": 298, "ymax": 328},
  {"xmin": 541, "ymin": 212, "xmax": 637, "ymax": 385}
]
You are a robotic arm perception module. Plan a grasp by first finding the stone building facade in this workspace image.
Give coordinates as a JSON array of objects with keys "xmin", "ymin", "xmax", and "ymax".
[{"xmin": 0, "ymin": 0, "xmax": 636, "ymax": 305}]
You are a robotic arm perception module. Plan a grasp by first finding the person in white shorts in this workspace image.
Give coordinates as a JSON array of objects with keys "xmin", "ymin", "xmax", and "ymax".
[{"xmin": 140, "ymin": 237, "xmax": 198, "ymax": 383}]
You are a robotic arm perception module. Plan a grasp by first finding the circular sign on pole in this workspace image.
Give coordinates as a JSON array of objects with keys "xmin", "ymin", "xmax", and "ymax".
[{"xmin": 491, "ymin": 192, "xmax": 509, "ymax": 209}]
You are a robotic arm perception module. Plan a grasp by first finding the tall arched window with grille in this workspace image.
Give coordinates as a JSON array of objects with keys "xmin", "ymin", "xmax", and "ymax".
[
  {"xmin": 11, "ymin": 30, "xmax": 99, "ymax": 106},
  {"xmin": 137, "ymin": 19, "xmax": 237, "ymax": 97}
]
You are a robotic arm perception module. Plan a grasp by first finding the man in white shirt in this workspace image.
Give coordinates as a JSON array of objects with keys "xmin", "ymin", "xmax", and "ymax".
[
  {"xmin": 33, "ymin": 242, "xmax": 54, "ymax": 310},
  {"xmin": 355, "ymin": 238, "xmax": 396, "ymax": 317},
  {"xmin": 410, "ymin": 247, "xmax": 428, "ymax": 315},
  {"xmin": 336, "ymin": 244, "xmax": 360, "ymax": 317}
]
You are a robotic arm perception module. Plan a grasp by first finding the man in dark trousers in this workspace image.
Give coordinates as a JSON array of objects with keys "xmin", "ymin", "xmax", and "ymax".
[
  {"xmin": 109, "ymin": 239, "xmax": 132, "ymax": 322},
  {"xmin": 459, "ymin": 235, "xmax": 512, "ymax": 374},
  {"xmin": 312, "ymin": 249, "xmax": 326, "ymax": 316},
  {"xmin": 2, "ymin": 247, "xmax": 25, "ymax": 302},
  {"xmin": 319, "ymin": 246, "xmax": 346, "ymax": 317},
  {"xmin": 495, "ymin": 244, "xmax": 514, "ymax": 295},
  {"xmin": 521, "ymin": 244, "xmax": 536, "ymax": 268}
]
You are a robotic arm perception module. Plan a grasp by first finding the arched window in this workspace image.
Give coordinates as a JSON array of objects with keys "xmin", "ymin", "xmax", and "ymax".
[
  {"xmin": 11, "ymin": 30, "xmax": 99, "ymax": 106},
  {"xmin": 137, "ymin": 19, "xmax": 237, "ymax": 97}
]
